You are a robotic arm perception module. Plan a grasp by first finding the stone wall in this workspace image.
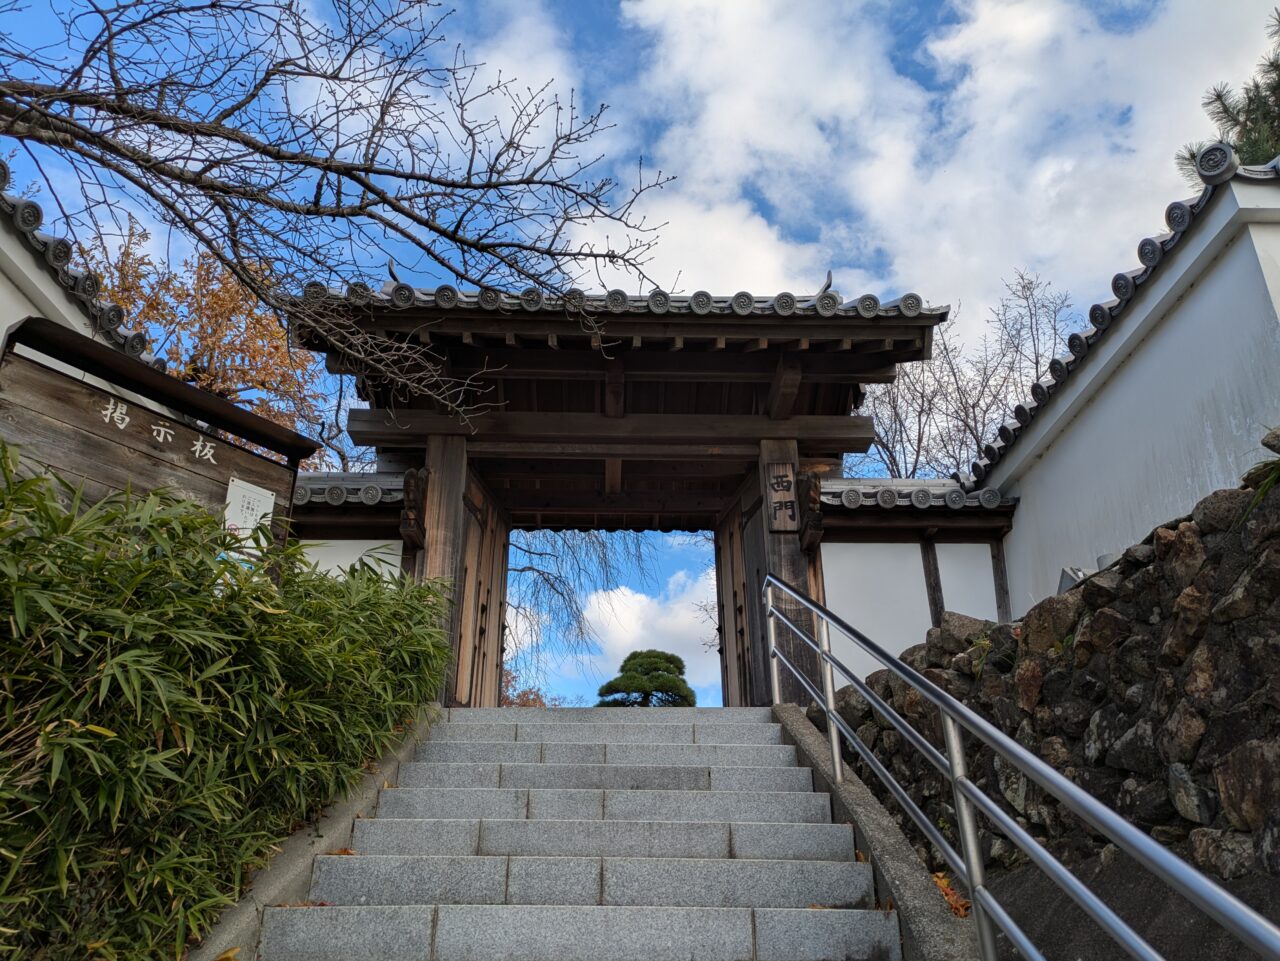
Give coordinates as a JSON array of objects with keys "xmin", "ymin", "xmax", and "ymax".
[{"xmin": 813, "ymin": 445, "xmax": 1280, "ymax": 882}]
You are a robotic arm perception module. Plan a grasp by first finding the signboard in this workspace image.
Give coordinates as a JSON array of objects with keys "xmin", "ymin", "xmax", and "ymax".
[
  {"xmin": 766, "ymin": 461, "xmax": 799, "ymax": 532},
  {"xmin": 225, "ymin": 477, "xmax": 276, "ymax": 536},
  {"xmin": 0, "ymin": 352, "xmax": 294, "ymax": 516}
]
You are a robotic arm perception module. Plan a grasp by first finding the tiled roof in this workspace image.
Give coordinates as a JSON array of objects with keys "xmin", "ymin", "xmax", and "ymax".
[
  {"xmin": 293, "ymin": 472, "xmax": 403, "ymax": 507},
  {"xmin": 0, "ymin": 160, "xmax": 162, "ymax": 369},
  {"xmin": 822, "ymin": 477, "xmax": 1013, "ymax": 511},
  {"xmin": 960, "ymin": 142, "xmax": 1278, "ymax": 489},
  {"xmin": 297, "ymin": 273, "xmax": 942, "ymax": 322}
]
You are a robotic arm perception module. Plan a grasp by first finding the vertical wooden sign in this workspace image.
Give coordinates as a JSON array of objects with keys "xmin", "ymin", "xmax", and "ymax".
[{"xmin": 765, "ymin": 461, "xmax": 799, "ymax": 532}]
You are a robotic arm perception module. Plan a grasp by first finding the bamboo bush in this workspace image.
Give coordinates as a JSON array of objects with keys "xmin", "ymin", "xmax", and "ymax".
[{"xmin": 0, "ymin": 445, "xmax": 450, "ymax": 959}]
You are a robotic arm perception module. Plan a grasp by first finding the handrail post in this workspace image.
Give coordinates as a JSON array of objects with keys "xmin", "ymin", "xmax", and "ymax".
[
  {"xmin": 817, "ymin": 617, "xmax": 844, "ymax": 784},
  {"xmin": 942, "ymin": 714, "xmax": 998, "ymax": 961},
  {"xmin": 764, "ymin": 582, "xmax": 782, "ymax": 705}
]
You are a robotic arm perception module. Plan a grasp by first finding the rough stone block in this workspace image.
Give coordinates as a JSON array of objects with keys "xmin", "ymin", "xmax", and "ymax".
[
  {"xmin": 352, "ymin": 818, "xmax": 479, "ymax": 856},
  {"xmin": 517, "ymin": 722, "xmax": 694, "ymax": 744},
  {"xmin": 603, "ymin": 789, "xmax": 830, "ymax": 824},
  {"xmin": 479, "ymin": 818, "xmax": 732, "ymax": 859},
  {"xmin": 540, "ymin": 742, "xmax": 607, "ymax": 764},
  {"xmin": 729, "ymin": 822, "xmax": 856, "ymax": 862},
  {"xmin": 397, "ymin": 762, "xmax": 499, "ymax": 788},
  {"xmin": 506, "ymin": 856, "xmax": 601, "ymax": 905},
  {"xmin": 526, "ymin": 788, "xmax": 605, "ymax": 820},
  {"xmin": 693, "ymin": 722, "xmax": 783, "ymax": 744},
  {"xmin": 754, "ymin": 907, "xmax": 902, "ymax": 961},
  {"xmin": 604, "ymin": 743, "xmax": 797, "ymax": 767},
  {"xmin": 499, "ymin": 763, "xmax": 710, "ymax": 791},
  {"xmin": 376, "ymin": 788, "xmax": 527, "ymax": 820},
  {"xmin": 708, "ymin": 766, "xmax": 813, "ymax": 792},
  {"xmin": 416, "ymin": 741, "xmax": 540, "ymax": 764},
  {"xmin": 601, "ymin": 857, "xmax": 871, "ymax": 908},
  {"xmin": 259, "ymin": 905, "xmax": 431, "ymax": 961},
  {"xmin": 433, "ymin": 905, "xmax": 754, "ymax": 961},
  {"xmin": 309, "ymin": 855, "xmax": 506, "ymax": 906},
  {"xmin": 430, "ymin": 723, "xmax": 518, "ymax": 742}
]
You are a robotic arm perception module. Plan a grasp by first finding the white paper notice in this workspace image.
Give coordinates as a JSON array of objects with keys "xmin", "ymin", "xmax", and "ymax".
[{"xmin": 225, "ymin": 477, "xmax": 275, "ymax": 536}]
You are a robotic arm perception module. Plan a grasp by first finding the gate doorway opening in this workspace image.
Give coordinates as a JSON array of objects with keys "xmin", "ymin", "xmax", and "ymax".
[
  {"xmin": 501, "ymin": 527, "xmax": 720, "ymax": 707},
  {"xmin": 292, "ymin": 284, "xmax": 948, "ymax": 707}
]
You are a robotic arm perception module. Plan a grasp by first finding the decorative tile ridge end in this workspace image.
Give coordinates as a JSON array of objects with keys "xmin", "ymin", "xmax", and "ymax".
[
  {"xmin": 293, "ymin": 472, "xmax": 405, "ymax": 507},
  {"xmin": 820, "ymin": 478, "xmax": 1013, "ymax": 510},
  {"xmin": 0, "ymin": 160, "xmax": 162, "ymax": 371}
]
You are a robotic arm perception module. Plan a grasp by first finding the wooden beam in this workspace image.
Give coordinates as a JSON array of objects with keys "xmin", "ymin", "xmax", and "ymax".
[
  {"xmin": 474, "ymin": 458, "xmax": 752, "ymax": 478},
  {"xmin": 350, "ymin": 410, "xmax": 875, "ymax": 451},
  {"xmin": 468, "ymin": 441, "xmax": 762, "ymax": 460},
  {"xmin": 920, "ymin": 539, "xmax": 945, "ymax": 629},
  {"xmin": 604, "ymin": 362, "xmax": 625, "ymax": 418},
  {"xmin": 744, "ymin": 338, "xmax": 769, "ymax": 352},
  {"xmin": 767, "ymin": 358, "xmax": 803, "ymax": 420},
  {"xmin": 604, "ymin": 459, "xmax": 622, "ymax": 494},
  {"xmin": 820, "ymin": 508, "xmax": 1016, "ymax": 541},
  {"xmin": 445, "ymin": 347, "xmax": 898, "ymax": 384},
  {"xmin": 501, "ymin": 490, "xmax": 727, "ymax": 513}
]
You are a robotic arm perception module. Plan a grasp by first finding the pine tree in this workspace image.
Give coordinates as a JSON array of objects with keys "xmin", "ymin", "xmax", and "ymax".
[
  {"xmin": 1179, "ymin": 8, "xmax": 1280, "ymax": 183},
  {"xmin": 597, "ymin": 650, "xmax": 697, "ymax": 708}
]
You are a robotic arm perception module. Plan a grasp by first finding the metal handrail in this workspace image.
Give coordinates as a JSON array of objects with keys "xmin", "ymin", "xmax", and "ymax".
[{"xmin": 762, "ymin": 572, "xmax": 1280, "ymax": 961}]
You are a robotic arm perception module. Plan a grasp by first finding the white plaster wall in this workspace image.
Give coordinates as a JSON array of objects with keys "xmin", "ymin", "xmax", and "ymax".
[
  {"xmin": 1001, "ymin": 222, "xmax": 1280, "ymax": 613},
  {"xmin": 0, "ymin": 259, "xmax": 37, "ymax": 323},
  {"xmin": 819, "ymin": 542, "xmax": 934, "ymax": 682},
  {"xmin": 936, "ymin": 542, "xmax": 999, "ymax": 621},
  {"xmin": 305, "ymin": 539, "xmax": 403, "ymax": 576}
]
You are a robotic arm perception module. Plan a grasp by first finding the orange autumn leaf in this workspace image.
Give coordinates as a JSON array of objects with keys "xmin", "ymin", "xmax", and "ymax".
[
  {"xmin": 80, "ymin": 219, "xmax": 349, "ymax": 469},
  {"xmin": 931, "ymin": 872, "xmax": 971, "ymax": 918}
]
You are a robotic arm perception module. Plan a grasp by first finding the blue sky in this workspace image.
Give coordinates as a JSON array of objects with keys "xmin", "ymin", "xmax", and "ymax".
[{"xmin": 6, "ymin": 1, "xmax": 1277, "ymax": 704}]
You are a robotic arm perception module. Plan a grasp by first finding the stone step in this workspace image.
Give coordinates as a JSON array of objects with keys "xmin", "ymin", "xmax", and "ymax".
[
  {"xmin": 397, "ymin": 762, "xmax": 814, "ymax": 792},
  {"xmin": 414, "ymin": 740, "xmax": 799, "ymax": 767},
  {"xmin": 376, "ymin": 788, "xmax": 832, "ymax": 823},
  {"xmin": 352, "ymin": 818, "xmax": 857, "ymax": 861},
  {"xmin": 308, "ymin": 854, "xmax": 872, "ymax": 909},
  {"xmin": 428, "ymin": 721, "xmax": 783, "ymax": 745},
  {"xmin": 447, "ymin": 707, "xmax": 775, "ymax": 723},
  {"xmin": 259, "ymin": 904, "xmax": 902, "ymax": 961}
]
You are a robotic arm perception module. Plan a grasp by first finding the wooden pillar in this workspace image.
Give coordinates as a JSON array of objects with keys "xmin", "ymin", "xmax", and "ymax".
[
  {"xmin": 421, "ymin": 435, "xmax": 469, "ymax": 704},
  {"xmin": 714, "ymin": 509, "xmax": 757, "ymax": 707},
  {"xmin": 756, "ymin": 438, "xmax": 822, "ymax": 706},
  {"xmin": 450, "ymin": 470, "xmax": 510, "ymax": 708},
  {"xmin": 990, "ymin": 537, "xmax": 1012, "ymax": 624},
  {"xmin": 919, "ymin": 537, "xmax": 945, "ymax": 629}
]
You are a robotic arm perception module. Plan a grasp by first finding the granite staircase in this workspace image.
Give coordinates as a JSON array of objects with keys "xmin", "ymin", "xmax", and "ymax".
[{"xmin": 258, "ymin": 706, "xmax": 901, "ymax": 961}]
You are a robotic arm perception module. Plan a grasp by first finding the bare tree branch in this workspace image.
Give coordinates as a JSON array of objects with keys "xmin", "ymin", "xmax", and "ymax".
[
  {"xmin": 849, "ymin": 271, "xmax": 1080, "ymax": 479},
  {"xmin": 0, "ymin": 0, "xmax": 672, "ymax": 413}
]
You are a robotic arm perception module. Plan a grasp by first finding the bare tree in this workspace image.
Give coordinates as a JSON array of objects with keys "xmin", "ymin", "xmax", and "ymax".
[
  {"xmin": 850, "ymin": 271, "xmax": 1079, "ymax": 479},
  {"xmin": 0, "ymin": 0, "xmax": 669, "ymax": 413},
  {"xmin": 504, "ymin": 529, "xmax": 658, "ymax": 684}
]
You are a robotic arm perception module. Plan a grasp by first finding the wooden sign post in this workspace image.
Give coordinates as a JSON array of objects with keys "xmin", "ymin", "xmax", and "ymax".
[{"xmin": 766, "ymin": 461, "xmax": 800, "ymax": 532}]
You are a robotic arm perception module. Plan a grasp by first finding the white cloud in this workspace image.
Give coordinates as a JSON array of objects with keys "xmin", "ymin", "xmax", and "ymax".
[
  {"xmin": 588, "ymin": 0, "xmax": 1275, "ymax": 335},
  {"xmin": 579, "ymin": 567, "xmax": 721, "ymax": 693}
]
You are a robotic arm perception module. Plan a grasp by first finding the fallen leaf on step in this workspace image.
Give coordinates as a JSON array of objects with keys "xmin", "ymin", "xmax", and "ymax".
[
  {"xmin": 326, "ymin": 848, "xmax": 357, "ymax": 856},
  {"xmin": 931, "ymin": 872, "xmax": 971, "ymax": 918}
]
